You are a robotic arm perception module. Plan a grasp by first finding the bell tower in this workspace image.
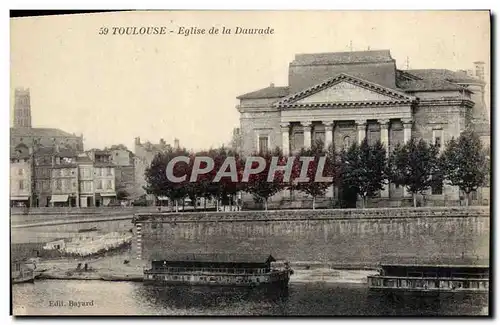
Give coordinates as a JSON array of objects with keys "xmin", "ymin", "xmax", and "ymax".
[{"xmin": 13, "ymin": 88, "xmax": 32, "ymax": 128}]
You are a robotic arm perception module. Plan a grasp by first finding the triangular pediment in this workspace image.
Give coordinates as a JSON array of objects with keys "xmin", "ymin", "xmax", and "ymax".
[
  {"xmin": 296, "ymin": 81, "xmax": 395, "ymax": 103},
  {"xmin": 275, "ymin": 73, "xmax": 416, "ymax": 108}
]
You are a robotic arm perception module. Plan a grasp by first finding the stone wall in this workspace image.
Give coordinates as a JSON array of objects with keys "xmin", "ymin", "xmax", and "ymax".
[{"xmin": 134, "ymin": 207, "xmax": 489, "ymax": 266}]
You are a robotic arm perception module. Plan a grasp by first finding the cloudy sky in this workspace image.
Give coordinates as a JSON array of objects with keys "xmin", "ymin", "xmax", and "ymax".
[{"xmin": 10, "ymin": 11, "xmax": 490, "ymax": 151}]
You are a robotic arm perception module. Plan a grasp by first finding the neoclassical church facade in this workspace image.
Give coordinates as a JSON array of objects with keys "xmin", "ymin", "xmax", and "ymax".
[{"xmin": 236, "ymin": 50, "xmax": 489, "ymax": 206}]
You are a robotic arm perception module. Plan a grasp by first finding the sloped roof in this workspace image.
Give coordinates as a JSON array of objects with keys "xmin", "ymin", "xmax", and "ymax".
[
  {"xmin": 237, "ymin": 86, "xmax": 290, "ymax": 100},
  {"xmin": 406, "ymin": 69, "xmax": 484, "ymax": 85},
  {"xmin": 10, "ymin": 148, "xmax": 30, "ymax": 159},
  {"xmin": 398, "ymin": 79, "xmax": 470, "ymax": 92},
  {"xmin": 151, "ymin": 253, "xmax": 276, "ymax": 264},
  {"xmin": 10, "ymin": 127, "xmax": 78, "ymax": 138},
  {"xmin": 292, "ymin": 50, "xmax": 394, "ymax": 65}
]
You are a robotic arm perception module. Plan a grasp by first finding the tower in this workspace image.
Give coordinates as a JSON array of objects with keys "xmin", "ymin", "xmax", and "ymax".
[
  {"xmin": 13, "ymin": 88, "xmax": 32, "ymax": 128},
  {"xmin": 474, "ymin": 61, "xmax": 485, "ymax": 81}
]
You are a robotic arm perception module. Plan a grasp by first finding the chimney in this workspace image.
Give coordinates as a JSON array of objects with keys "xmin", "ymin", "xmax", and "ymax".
[
  {"xmin": 159, "ymin": 138, "xmax": 166, "ymax": 146},
  {"xmin": 474, "ymin": 61, "xmax": 485, "ymax": 81},
  {"xmin": 270, "ymin": 83, "xmax": 275, "ymax": 88},
  {"xmin": 174, "ymin": 138, "xmax": 180, "ymax": 149},
  {"xmin": 135, "ymin": 137, "xmax": 141, "ymax": 145}
]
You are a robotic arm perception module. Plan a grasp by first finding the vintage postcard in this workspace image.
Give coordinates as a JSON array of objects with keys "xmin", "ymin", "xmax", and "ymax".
[{"xmin": 10, "ymin": 10, "xmax": 490, "ymax": 316}]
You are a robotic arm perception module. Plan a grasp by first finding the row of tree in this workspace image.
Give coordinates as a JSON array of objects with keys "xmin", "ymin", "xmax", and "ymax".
[{"xmin": 144, "ymin": 130, "xmax": 489, "ymax": 210}]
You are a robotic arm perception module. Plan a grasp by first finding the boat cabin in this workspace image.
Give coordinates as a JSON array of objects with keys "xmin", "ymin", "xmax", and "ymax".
[
  {"xmin": 148, "ymin": 253, "xmax": 277, "ymax": 275},
  {"xmin": 368, "ymin": 262, "xmax": 489, "ymax": 293}
]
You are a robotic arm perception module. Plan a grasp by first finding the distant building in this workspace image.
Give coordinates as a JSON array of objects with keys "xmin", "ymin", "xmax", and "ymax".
[
  {"xmin": 10, "ymin": 147, "xmax": 32, "ymax": 207},
  {"xmin": 11, "ymin": 88, "xmax": 84, "ymax": 153},
  {"xmin": 87, "ymin": 150, "xmax": 116, "ymax": 207},
  {"xmin": 109, "ymin": 148, "xmax": 137, "ymax": 200},
  {"xmin": 134, "ymin": 137, "xmax": 173, "ymax": 200},
  {"xmin": 50, "ymin": 147, "xmax": 79, "ymax": 207},
  {"xmin": 229, "ymin": 128, "xmax": 242, "ymax": 153}
]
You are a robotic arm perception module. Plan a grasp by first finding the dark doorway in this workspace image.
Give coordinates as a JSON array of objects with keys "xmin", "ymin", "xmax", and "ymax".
[
  {"xmin": 339, "ymin": 184, "xmax": 358, "ymax": 208},
  {"xmin": 87, "ymin": 197, "xmax": 92, "ymax": 207}
]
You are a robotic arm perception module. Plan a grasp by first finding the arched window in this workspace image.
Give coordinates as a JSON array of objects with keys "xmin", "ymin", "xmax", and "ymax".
[{"xmin": 343, "ymin": 136, "xmax": 351, "ymax": 150}]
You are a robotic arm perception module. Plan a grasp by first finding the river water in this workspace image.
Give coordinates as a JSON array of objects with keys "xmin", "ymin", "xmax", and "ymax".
[{"xmin": 12, "ymin": 280, "xmax": 488, "ymax": 316}]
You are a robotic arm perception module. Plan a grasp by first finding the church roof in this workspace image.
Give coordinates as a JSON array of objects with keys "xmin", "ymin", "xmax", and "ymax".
[
  {"xmin": 398, "ymin": 79, "xmax": 470, "ymax": 92},
  {"xmin": 237, "ymin": 85, "xmax": 290, "ymax": 100},
  {"xmin": 405, "ymin": 69, "xmax": 484, "ymax": 85},
  {"xmin": 291, "ymin": 50, "xmax": 394, "ymax": 65},
  {"xmin": 10, "ymin": 127, "xmax": 78, "ymax": 138}
]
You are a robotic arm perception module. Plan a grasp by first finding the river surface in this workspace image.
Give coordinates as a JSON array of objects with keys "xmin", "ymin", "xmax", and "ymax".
[{"xmin": 12, "ymin": 280, "xmax": 488, "ymax": 316}]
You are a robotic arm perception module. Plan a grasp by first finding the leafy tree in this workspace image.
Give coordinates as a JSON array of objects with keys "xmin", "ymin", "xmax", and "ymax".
[
  {"xmin": 388, "ymin": 138, "xmax": 440, "ymax": 207},
  {"xmin": 144, "ymin": 146, "xmax": 192, "ymax": 212},
  {"xmin": 290, "ymin": 139, "xmax": 336, "ymax": 209},
  {"xmin": 244, "ymin": 147, "xmax": 286, "ymax": 210},
  {"xmin": 105, "ymin": 144, "xmax": 129, "ymax": 151},
  {"xmin": 340, "ymin": 139, "xmax": 387, "ymax": 208},
  {"xmin": 441, "ymin": 130, "xmax": 489, "ymax": 206},
  {"xmin": 204, "ymin": 146, "xmax": 245, "ymax": 211}
]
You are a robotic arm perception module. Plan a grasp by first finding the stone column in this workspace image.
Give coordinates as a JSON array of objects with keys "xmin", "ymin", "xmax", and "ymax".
[
  {"xmin": 301, "ymin": 121, "xmax": 312, "ymax": 148},
  {"xmin": 402, "ymin": 118, "xmax": 412, "ymax": 143},
  {"xmin": 323, "ymin": 121, "xmax": 334, "ymax": 150},
  {"xmin": 379, "ymin": 119, "xmax": 390, "ymax": 198},
  {"xmin": 280, "ymin": 123, "xmax": 290, "ymax": 156},
  {"xmin": 402, "ymin": 118, "xmax": 413, "ymax": 198},
  {"xmin": 356, "ymin": 120, "xmax": 367, "ymax": 144}
]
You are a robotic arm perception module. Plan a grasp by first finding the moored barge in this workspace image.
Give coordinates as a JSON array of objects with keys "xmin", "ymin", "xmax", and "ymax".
[
  {"xmin": 144, "ymin": 253, "xmax": 293, "ymax": 287},
  {"xmin": 368, "ymin": 261, "xmax": 489, "ymax": 295}
]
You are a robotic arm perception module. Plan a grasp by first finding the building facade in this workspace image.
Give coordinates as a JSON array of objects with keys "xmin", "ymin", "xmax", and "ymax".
[
  {"xmin": 110, "ymin": 148, "xmax": 137, "ymax": 200},
  {"xmin": 134, "ymin": 137, "xmax": 174, "ymax": 200},
  {"xmin": 88, "ymin": 150, "xmax": 116, "ymax": 206},
  {"xmin": 237, "ymin": 50, "xmax": 490, "ymax": 206},
  {"xmin": 10, "ymin": 148, "xmax": 32, "ymax": 207},
  {"xmin": 50, "ymin": 148, "xmax": 79, "ymax": 207}
]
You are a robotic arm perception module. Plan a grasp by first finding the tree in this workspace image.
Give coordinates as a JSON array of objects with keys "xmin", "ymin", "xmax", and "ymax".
[
  {"xmin": 244, "ymin": 147, "xmax": 286, "ymax": 210},
  {"xmin": 441, "ymin": 130, "xmax": 489, "ymax": 206},
  {"xmin": 340, "ymin": 139, "xmax": 387, "ymax": 208},
  {"xmin": 116, "ymin": 187, "xmax": 129, "ymax": 201},
  {"xmin": 105, "ymin": 144, "xmax": 129, "ymax": 151},
  {"xmin": 144, "ymin": 146, "xmax": 192, "ymax": 212},
  {"xmin": 290, "ymin": 139, "xmax": 336, "ymax": 209},
  {"xmin": 388, "ymin": 138, "xmax": 440, "ymax": 207}
]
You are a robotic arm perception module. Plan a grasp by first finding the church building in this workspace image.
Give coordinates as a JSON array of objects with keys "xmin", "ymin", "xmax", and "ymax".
[{"xmin": 236, "ymin": 50, "xmax": 489, "ymax": 206}]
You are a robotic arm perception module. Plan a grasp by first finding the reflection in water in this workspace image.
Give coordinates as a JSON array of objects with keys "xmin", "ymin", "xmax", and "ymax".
[
  {"xmin": 138, "ymin": 285, "xmax": 289, "ymax": 310},
  {"xmin": 12, "ymin": 280, "xmax": 488, "ymax": 316}
]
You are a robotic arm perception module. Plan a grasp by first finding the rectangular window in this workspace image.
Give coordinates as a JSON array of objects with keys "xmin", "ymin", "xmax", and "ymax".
[
  {"xmin": 56, "ymin": 180, "xmax": 62, "ymax": 190},
  {"xmin": 258, "ymin": 136, "xmax": 269, "ymax": 153},
  {"xmin": 18, "ymin": 168, "xmax": 24, "ymax": 176},
  {"xmin": 106, "ymin": 180, "xmax": 112, "ymax": 189},
  {"xmin": 19, "ymin": 180, "xmax": 24, "ymax": 190},
  {"xmin": 471, "ymin": 190, "xmax": 478, "ymax": 201},
  {"xmin": 107, "ymin": 167, "xmax": 113, "ymax": 176},
  {"xmin": 64, "ymin": 179, "xmax": 71, "ymax": 190},
  {"xmin": 97, "ymin": 180, "xmax": 103, "ymax": 190},
  {"xmin": 293, "ymin": 132, "xmax": 304, "ymax": 151},
  {"xmin": 314, "ymin": 131, "xmax": 325, "ymax": 144}
]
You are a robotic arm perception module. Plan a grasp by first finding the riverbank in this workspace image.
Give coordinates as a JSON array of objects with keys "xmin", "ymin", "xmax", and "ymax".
[{"xmin": 31, "ymin": 253, "xmax": 377, "ymax": 284}]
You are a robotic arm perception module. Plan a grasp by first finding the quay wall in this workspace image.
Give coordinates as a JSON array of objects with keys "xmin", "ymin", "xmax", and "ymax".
[{"xmin": 133, "ymin": 207, "xmax": 490, "ymax": 266}]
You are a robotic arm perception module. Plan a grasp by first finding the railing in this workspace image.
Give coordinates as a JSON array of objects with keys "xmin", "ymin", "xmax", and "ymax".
[
  {"xmin": 133, "ymin": 206, "xmax": 490, "ymax": 223},
  {"xmin": 145, "ymin": 267, "xmax": 268, "ymax": 275},
  {"xmin": 368, "ymin": 275, "xmax": 489, "ymax": 292}
]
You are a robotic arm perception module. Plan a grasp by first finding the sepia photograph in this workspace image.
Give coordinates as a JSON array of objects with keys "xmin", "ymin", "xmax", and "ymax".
[{"xmin": 9, "ymin": 10, "xmax": 491, "ymax": 316}]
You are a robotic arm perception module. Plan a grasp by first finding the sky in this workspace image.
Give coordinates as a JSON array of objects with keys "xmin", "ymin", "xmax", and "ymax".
[{"xmin": 10, "ymin": 11, "xmax": 490, "ymax": 152}]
